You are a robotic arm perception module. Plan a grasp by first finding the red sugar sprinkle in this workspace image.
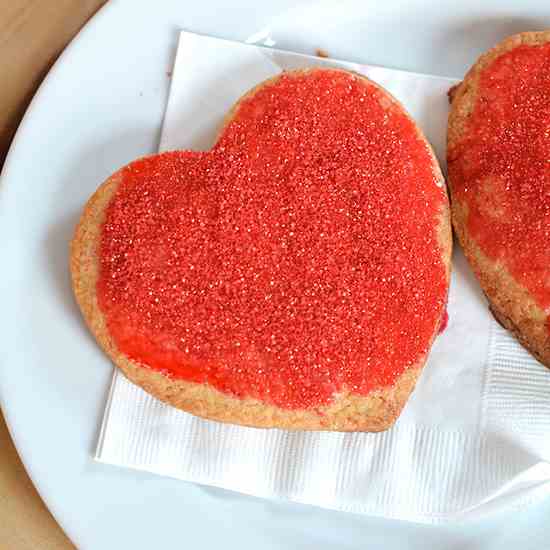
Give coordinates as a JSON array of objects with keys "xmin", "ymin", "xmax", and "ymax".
[
  {"xmin": 97, "ymin": 70, "xmax": 447, "ymax": 409},
  {"xmin": 449, "ymin": 44, "xmax": 550, "ymax": 330}
]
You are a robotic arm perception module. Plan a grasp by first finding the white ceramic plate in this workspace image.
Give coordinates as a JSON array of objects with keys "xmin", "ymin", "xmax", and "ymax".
[{"xmin": 1, "ymin": 1, "xmax": 550, "ymax": 548}]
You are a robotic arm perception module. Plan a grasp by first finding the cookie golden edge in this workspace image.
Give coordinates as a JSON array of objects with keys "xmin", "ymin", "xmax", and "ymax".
[
  {"xmin": 71, "ymin": 68, "xmax": 452, "ymax": 431},
  {"xmin": 448, "ymin": 31, "xmax": 550, "ymax": 368}
]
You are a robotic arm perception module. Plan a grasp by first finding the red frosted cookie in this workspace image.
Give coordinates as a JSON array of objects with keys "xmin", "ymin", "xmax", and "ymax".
[
  {"xmin": 71, "ymin": 68, "xmax": 451, "ymax": 431},
  {"xmin": 448, "ymin": 32, "xmax": 550, "ymax": 368}
]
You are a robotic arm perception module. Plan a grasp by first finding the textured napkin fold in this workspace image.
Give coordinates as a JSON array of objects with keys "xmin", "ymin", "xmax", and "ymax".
[{"xmin": 95, "ymin": 31, "xmax": 550, "ymax": 523}]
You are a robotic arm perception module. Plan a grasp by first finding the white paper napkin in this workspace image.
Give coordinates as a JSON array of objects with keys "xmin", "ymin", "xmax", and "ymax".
[{"xmin": 95, "ymin": 31, "xmax": 550, "ymax": 523}]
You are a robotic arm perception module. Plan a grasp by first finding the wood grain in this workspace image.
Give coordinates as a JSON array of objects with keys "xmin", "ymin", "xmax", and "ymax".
[
  {"xmin": 0, "ymin": 2, "xmax": 107, "ymax": 548},
  {"xmin": 0, "ymin": 0, "xmax": 107, "ymax": 163},
  {"xmin": 0, "ymin": 416, "xmax": 75, "ymax": 549}
]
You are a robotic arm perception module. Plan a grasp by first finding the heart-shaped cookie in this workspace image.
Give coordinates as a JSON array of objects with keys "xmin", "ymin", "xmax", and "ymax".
[
  {"xmin": 71, "ymin": 68, "xmax": 451, "ymax": 431},
  {"xmin": 448, "ymin": 32, "xmax": 550, "ymax": 368}
]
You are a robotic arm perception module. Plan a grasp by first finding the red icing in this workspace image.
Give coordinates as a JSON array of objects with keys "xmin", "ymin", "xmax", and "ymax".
[
  {"xmin": 449, "ymin": 44, "xmax": 550, "ymax": 333},
  {"xmin": 97, "ymin": 70, "xmax": 447, "ymax": 409},
  {"xmin": 438, "ymin": 310, "xmax": 449, "ymax": 334}
]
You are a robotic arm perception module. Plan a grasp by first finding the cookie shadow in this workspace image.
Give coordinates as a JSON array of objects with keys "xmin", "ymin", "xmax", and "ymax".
[
  {"xmin": 45, "ymin": 208, "xmax": 83, "ymax": 325},
  {"xmin": 451, "ymin": 242, "xmax": 487, "ymax": 305}
]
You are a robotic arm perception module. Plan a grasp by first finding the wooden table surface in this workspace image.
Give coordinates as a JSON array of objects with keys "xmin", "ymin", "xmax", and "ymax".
[{"xmin": 0, "ymin": 2, "xmax": 107, "ymax": 548}]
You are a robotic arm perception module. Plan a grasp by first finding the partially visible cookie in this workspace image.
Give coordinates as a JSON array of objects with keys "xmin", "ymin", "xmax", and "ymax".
[
  {"xmin": 448, "ymin": 31, "xmax": 550, "ymax": 367},
  {"xmin": 72, "ymin": 68, "xmax": 451, "ymax": 431}
]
